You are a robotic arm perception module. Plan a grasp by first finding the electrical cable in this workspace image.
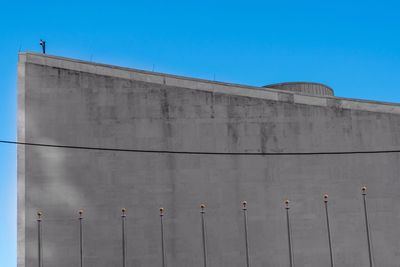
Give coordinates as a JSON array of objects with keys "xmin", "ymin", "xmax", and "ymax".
[{"xmin": 1, "ymin": 140, "xmax": 400, "ymax": 156}]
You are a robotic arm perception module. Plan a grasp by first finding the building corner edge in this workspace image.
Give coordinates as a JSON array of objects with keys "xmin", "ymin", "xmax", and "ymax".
[{"xmin": 17, "ymin": 52, "xmax": 26, "ymax": 267}]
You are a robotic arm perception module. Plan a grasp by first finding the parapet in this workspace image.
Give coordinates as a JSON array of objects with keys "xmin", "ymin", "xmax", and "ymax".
[{"xmin": 19, "ymin": 53, "xmax": 400, "ymax": 115}]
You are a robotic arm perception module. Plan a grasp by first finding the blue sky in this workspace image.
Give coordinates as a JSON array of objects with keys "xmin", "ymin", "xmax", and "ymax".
[{"xmin": 1, "ymin": 0, "xmax": 400, "ymax": 265}]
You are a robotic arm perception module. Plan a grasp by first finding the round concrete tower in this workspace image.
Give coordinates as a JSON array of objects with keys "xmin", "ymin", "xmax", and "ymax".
[{"xmin": 264, "ymin": 82, "xmax": 334, "ymax": 96}]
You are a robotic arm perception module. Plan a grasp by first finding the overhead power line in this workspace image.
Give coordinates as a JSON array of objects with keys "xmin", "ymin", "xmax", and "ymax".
[{"xmin": 1, "ymin": 140, "xmax": 400, "ymax": 156}]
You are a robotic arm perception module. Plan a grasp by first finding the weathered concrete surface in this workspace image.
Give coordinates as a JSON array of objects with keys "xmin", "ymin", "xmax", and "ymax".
[{"xmin": 18, "ymin": 52, "xmax": 400, "ymax": 267}]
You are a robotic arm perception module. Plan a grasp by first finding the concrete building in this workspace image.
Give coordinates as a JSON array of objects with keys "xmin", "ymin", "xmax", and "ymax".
[{"xmin": 18, "ymin": 52, "xmax": 400, "ymax": 267}]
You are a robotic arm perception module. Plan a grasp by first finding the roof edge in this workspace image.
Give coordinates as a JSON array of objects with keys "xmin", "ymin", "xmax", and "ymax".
[{"xmin": 19, "ymin": 52, "xmax": 400, "ymax": 115}]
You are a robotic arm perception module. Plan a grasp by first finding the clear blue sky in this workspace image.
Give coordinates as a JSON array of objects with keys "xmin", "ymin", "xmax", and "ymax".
[{"xmin": 1, "ymin": 0, "xmax": 400, "ymax": 265}]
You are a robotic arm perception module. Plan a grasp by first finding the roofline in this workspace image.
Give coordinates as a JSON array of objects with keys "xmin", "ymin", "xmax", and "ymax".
[{"xmin": 18, "ymin": 52, "xmax": 400, "ymax": 115}]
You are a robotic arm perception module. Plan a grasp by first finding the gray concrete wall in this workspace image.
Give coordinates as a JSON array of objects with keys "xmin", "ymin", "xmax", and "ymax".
[{"xmin": 18, "ymin": 53, "xmax": 400, "ymax": 267}]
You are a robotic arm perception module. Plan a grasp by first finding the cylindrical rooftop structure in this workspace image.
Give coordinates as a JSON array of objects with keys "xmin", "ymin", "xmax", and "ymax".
[{"xmin": 264, "ymin": 82, "xmax": 334, "ymax": 96}]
